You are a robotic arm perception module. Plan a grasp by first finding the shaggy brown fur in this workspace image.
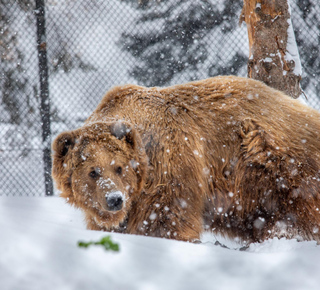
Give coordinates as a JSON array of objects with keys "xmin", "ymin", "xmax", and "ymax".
[{"xmin": 52, "ymin": 76, "xmax": 320, "ymax": 243}]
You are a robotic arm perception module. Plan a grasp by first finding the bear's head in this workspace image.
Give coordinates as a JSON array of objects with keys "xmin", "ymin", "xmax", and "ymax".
[{"xmin": 52, "ymin": 121, "xmax": 147, "ymax": 230}]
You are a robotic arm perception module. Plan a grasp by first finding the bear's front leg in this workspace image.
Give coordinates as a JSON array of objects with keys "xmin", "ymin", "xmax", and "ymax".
[{"xmin": 127, "ymin": 185, "xmax": 204, "ymax": 242}]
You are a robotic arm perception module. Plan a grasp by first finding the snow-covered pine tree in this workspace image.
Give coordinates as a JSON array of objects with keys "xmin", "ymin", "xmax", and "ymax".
[
  {"xmin": 120, "ymin": 0, "xmax": 245, "ymax": 86},
  {"xmin": 293, "ymin": 0, "xmax": 320, "ymax": 99},
  {"xmin": 0, "ymin": 2, "xmax": 29, "ymax": 125}
]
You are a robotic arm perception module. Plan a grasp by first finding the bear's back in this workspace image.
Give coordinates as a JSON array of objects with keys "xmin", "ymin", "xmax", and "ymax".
[{"xmin": 87, "ymin": 76, "xmax": 320, "ymax": 160}]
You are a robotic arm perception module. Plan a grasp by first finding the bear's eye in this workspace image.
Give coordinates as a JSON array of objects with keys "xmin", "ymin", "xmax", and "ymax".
[
  {"xmin": 115, "ymin": 166, "xmax": 123, "ymax": 175},
  {"xmin": 89, "ymin": 169, "xmax": 100, "ymax": 179}
]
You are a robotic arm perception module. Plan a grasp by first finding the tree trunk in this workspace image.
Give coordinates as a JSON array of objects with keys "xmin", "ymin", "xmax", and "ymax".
[{"xmin": 241, "ymin": 0, "xmax": 302, "ymax": 98}]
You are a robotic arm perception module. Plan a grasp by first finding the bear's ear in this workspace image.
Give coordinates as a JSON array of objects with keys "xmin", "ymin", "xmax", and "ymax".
[
  {"xmin": 52, "ymin": 131, "xmax": 77, "ymax": 203},
  {"xmin": 52, "ymin": 132, "xmax": 76, "ymax": 157},
  {"xmin": 109, "ymin": 122, "xmax": 135, "ymax": 148}
]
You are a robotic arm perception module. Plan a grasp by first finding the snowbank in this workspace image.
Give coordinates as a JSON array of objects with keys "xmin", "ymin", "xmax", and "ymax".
[{"xmin": 1, "ymin": 196, "xmax": 319, "ymax": 290}]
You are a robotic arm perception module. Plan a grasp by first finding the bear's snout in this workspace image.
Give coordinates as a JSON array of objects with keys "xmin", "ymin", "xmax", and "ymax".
[{"xmin": 106, "ymin": 191, "xmax": 124, "ymax": 211}]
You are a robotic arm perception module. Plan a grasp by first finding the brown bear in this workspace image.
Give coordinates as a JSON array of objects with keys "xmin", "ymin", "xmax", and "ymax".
[{"xmin": 52, "ymin": 76, "xmax": 320, "ymax": 244}]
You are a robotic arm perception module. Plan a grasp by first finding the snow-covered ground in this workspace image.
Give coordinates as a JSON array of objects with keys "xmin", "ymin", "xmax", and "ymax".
[{"xmin": 1, "ymin": 196, "xmax": 320, "ymax": 290}]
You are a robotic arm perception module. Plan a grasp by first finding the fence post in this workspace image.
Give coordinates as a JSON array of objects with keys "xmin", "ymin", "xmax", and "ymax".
[{"xmin": 35, "ymin": 0, "xmax": 54, "ymax": 196}]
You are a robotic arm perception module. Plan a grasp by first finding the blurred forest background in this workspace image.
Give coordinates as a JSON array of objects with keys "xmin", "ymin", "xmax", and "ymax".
[{"xmin": 1, "ymin": 0, "xmax": 320, "ymax": 195}]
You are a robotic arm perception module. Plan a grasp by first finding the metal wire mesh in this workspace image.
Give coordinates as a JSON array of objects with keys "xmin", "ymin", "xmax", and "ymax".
[{"xmin": 1, "ymin": 0, "xmax": 320, "ymax": 196}]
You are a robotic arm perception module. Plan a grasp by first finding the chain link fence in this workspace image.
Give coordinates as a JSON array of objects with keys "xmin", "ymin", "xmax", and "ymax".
[{"xmin": 1, "ymin": 0, "xmax": 320, "ymax": 196}]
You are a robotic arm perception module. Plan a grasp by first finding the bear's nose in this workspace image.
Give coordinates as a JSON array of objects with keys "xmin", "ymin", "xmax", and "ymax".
[{"xmin": 106, "ymin": 191, "xmax": 123, "ymax": 211}]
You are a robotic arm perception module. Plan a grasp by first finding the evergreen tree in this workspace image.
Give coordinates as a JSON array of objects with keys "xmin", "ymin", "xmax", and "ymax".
[
  {"xmin": 293, "ymin": 0, "xmax": 320, "ymax": 98},
  {"xmin": 0, "ymin": 2, "xmax": 29, "ymax": 125},
  {"xmin": 0, "ymin": 0, "xmax": 94, "ymax": 127},
  {"xmin": 120, "ymin": 0, "xmax": 245, "ymax": 86}
]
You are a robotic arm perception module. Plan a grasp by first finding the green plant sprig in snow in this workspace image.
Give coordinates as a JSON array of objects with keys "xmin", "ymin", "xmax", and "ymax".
[{"xmin": 78, "ymin": 236, "xmax": 120, "ymax": 252}]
